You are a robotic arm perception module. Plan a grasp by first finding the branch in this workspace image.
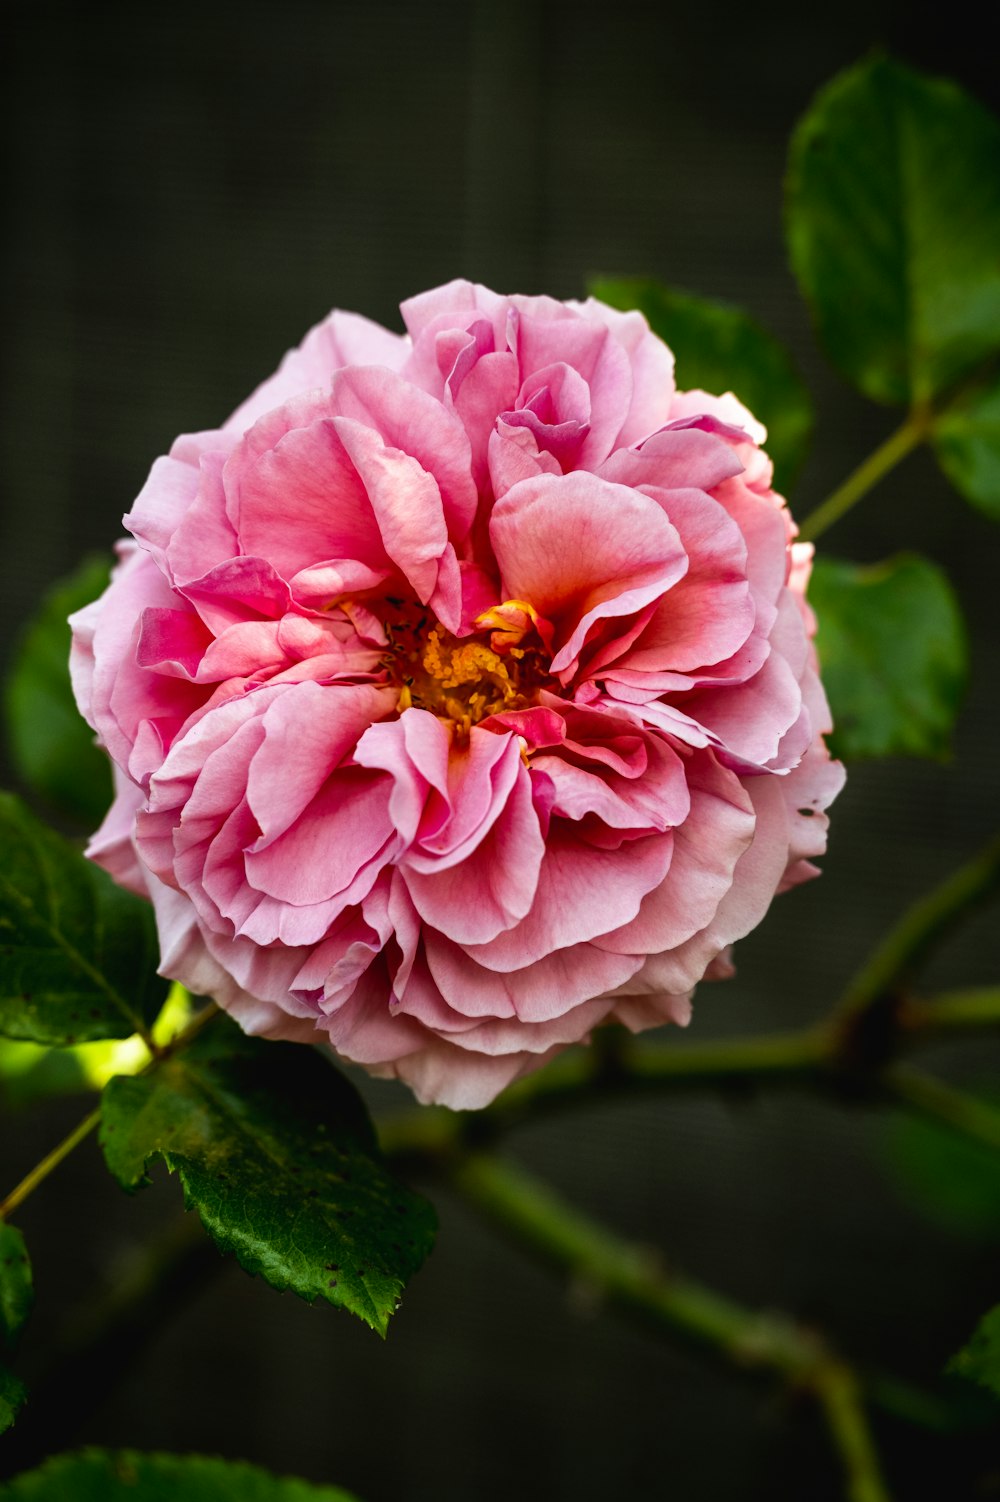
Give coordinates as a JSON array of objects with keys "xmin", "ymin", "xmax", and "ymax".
[
  {"xmin": 884, "ymin": 1067, "xmax": 1000, "ymax": 1153},
  {"xmin": 0, "ymin": 1003, "xmax": 219, "ymax": 1223},
  {"xmin": 900, "ymin": 986, "xmax": 1000, "ymax": 1034},
  {"xmin": 450, "ymin": 1151, "xmax": 892, "ymax": 1502},
  {"xmin": 489, "ymin": 1025, "xmax": 833, "ymax": 1125},
  {"xmin": 0, "ymin": 1106, "xmax": 101, "ymax": 1221},
  {"xmin": 799, "ymin": 411, "xmax": 928, "ymax": 542},
  {"xmin": 833, "ymin": 833, "xmax": 1000, "ymax": 1068}
]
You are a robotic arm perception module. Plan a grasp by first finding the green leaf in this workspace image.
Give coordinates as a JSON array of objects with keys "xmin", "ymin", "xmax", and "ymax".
[
  {"xmin": 0, "ymin": 988, "xmax": 195, "ymax": 1110},
  {"xmin": 933, "ymin": 380, "xmax": 1000, "ymax": 520},
  {"xmin": 0, "ymin": 1450, "xmax": 360, "ymax": 1500},
  {"xmin": 948, "ymin": 1304, "xmax": 1000, "ymax": 1401},
  {"xmin": 808, "ymin": 553, "xmax": 967, "ymax": 759},
  {"xmin": 0, "ymin": 1364, "xmax": 26, "ymax": 1435},
  {"xmin": 4, "ymin": 558, "xmax": 113, "ymax": 827},
  {"xmin": 883, "ymin": 1101, "xmax": 1000, "ymax": 1237},
  {"xmin": 0, "ymin": 1225, "xmax": 32, "ymax": 1349},
  {"xmin": 0, "ymin": 793, "xmax": 167, "ymax": 1046},
  {"xmin": 100, "ymin": 1018, "xmax": 437, "ymax": 1336},
  {"xmin": 589, "ymin": 276, "xmax": 813, "ymax": 492},
  {"xmin": 787, "ymin": 55, "xmax": 1000, "ymax": 406}
]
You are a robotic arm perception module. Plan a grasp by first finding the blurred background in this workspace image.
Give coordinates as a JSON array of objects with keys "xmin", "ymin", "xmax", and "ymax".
[{"xmin": 2, "ymin": 1, "xmax": 999, "ymax": 1496}]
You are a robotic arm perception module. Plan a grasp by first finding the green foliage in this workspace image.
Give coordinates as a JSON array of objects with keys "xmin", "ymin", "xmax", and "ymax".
[
  {"xmin": 883, "ymin": 1103, "xmax": 1000, "ymax": 1237},
  {"xmin": 0, "ymin": 1039, "xmax": 90, "ymax": 1111},
  {"xmin": 0, "ymin": 794, "xmax": 167, "ymax": 1046},
  {"xmin": 787, "ymin": 55, "xmax": 1000, "ymax": 407},
  {"xmin": 808, "ymin": 554, "xmax": 967, "ymax": 759},
  {"xmin": 4, "ymin": 558, "xmax": 113, "ymax": 828},
  {"xmin": 0, "ymin": 1224, "xmax": 33, "ymax": 1348},
  {"xmin": 589, "ymin": 276, "xmax": 813, "ymax": 491},
  {"xmin": 0, "ymin": 988, "xmax": 192, "ymax": 1109},
  {"xmin": 0, "ymin": 1450, "xmax": 360, "ymax": 1500},
  {"xmin": 933, "ymin": 381, "xmax": 1000, "ymax": 520},
  {"xmin": 948, "ymin": 1304, "xmax": 1000, "ymax": 1401},
  {"xmin": 0, "ymin": 1365, "xmax": 26, "ymax": 1435},
  {"xmin": 100, "ymin": 1017, "xmax": 437, "ymax": 1336}
]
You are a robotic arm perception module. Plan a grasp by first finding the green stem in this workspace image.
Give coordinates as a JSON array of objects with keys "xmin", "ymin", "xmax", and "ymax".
[
  {"xmin": 813, "ymin": 1362, "xmax": 894, "ymax": 1502},
  {"xmin": 0, "ymin": 1004, "xmax": 220, "ymax": 1222},
  {"xmin": 0, "ymin": 1106, "xmax": 101, "ymax": 1220},
  {"xmin": 885, "ymin": 1067, "xmax": 1000, "ymax": 1153},
  {"xmin": 836, "ymin": 833, "xmax": 1000, "ymax": 1034},
  {"xmin": 451, "ymin": 1152, "xmax": 891, "ymax": 1502},
  {"xmin": 901, "ymin": 986, "xmax": 1000, "ymax": 1035},
  {"xmin": 157, "ymin": 999, "xmax": 219, "ymax": 1058},
  {"xmin": 379, "ymin": 991, "xmax": 1000, "ymax": 1160},
  {"xmin": 378, "ymin": 1029, "xmax": 835, "ymax": 1161},
  {"xmin": 490, "ymin": 1026, "xmax": 834, "ymax": 1124},
  {"xmin": 799, "ymin": 412, "xmax": 928, "ymax": 542}
]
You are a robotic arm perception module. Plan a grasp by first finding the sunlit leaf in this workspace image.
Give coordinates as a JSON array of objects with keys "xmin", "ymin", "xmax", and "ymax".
[
  {"xmin": 808, "ymin": 553, "xmax": 967, "ymax": 758},
  {"xmin": 0, "ymin": 1450, "xmax": 360, "ymax": 1500},
  {"xmin": 787, "ymin": 56, "xmax": 1000, "ymax": 406},
  {"xmin": 0, "ymin": 793, "xmax": 167, "ymax": 1046},
  {"xmin": 4, "ymin": 557, "xmax": 112, "ymax": 827},
  {"xmin": 0, "ymin": 1037, "xmax": 90, "ymax": 1110},
  {"xmin": 589, "ymin": 276, "xmax": 813, "ymax": 491},
  {"xmin": 100, "ymin": 1017, "xmax": 437, "ymax": 1336},
  {"xmin": 0, "ymin": 988, "xmax": 193, "ymax": 1110}
]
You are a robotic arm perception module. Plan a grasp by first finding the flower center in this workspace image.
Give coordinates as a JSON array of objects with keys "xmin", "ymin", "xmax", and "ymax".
[{"xmin": 380, "ymin": 598, "xmax": 549, "ymax": 736}]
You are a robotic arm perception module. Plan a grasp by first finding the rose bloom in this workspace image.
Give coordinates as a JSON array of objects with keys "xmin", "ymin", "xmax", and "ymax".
[{"xmin": 70, "ymin": 280, "xmax": 844, "ymax": 1108}]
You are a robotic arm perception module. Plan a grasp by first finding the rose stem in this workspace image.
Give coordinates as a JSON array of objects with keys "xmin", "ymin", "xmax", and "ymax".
[
  {"xmin": 798, "ymin": 409, "xmax": 928, "ymax": 542},
  {"xmin": 450, "ymin": 1150, "xmax": 893, "ymax": 1502},
  {"xmin": 884, "ymin": 1067, "xmax": 1000, "ymax": 1153},
  {"xmin": 0, "ymin": 1105, "xmax": 102, "ymax": 1221},
  {"xmin": 833, "ymin": 831, "xmax": 1000, "ymax": 1041},
  {"xmin": 0, "ymin": 1004, "xmax": 219, "ymax": 1222}
]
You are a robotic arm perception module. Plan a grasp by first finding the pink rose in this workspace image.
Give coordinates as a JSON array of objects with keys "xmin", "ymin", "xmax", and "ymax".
[{"xmin": 70, "ymin": 280, "xmax": 843, "ymax": 1108}]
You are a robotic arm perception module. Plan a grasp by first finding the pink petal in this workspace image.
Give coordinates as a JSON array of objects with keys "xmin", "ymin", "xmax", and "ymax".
[
  {"xmin": 594, "ymin": 752, "xmax": 755, "ymax": 955},
  {"xmin": 490, "ymin": 473, "xmax": 688, "ymax": 676},
  {"xmin": 224, "ymin": 308, "xmax": 409, "ymax": 435},
  {"xmin": 246, "ymin": 681, "xmax": 395, "ymax": 848},
  {"xmin": 402, "ymin": 760, "xmax": 544, "ymax": 944},
  {"xmin": 467, "ymin": 820, "xmax": 673, "ymax": 971},
  {"xmin": 329, "ymin": 366, "xmax": 478, "ymax": 542},
  {"xmin": 425, "ymin": 930, "xmax": 644, "ymax": 1024}
]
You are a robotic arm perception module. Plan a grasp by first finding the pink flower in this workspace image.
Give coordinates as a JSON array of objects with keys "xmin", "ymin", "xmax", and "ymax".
[{"xmin": 70, "ymin": 280, "xmax": 844, "ymax": 1109}]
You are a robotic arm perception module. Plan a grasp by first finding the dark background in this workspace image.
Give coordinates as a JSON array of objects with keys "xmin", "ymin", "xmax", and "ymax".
[{"xmin": 2, "ymin": 2, "xmax": 1000, "ymax": 1497}]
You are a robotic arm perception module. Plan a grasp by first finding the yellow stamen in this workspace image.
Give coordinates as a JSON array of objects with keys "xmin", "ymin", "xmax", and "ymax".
[{"xmin": 372, "ymin": 596, "xmax": 550, "ymax": 736}]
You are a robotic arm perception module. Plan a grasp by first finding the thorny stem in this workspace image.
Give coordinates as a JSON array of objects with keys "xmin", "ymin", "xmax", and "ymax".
[
  {"xmin": 380, "ymin": 985, "xmax": 1000, "ymax": 1157},
  {"xmin": 468, "ymin": 835, "xmax": 1000, "ymax": 1130},
  {"xmin": 450, "ymin": 1152, "xmax": 892, "ymax": 1502},
  {"xmin": 0, "ymin": 1003, "xmax": 219, "ymax": 1222},
  {"xmin": 4, "ymin": 822, "xmax": 998, "ymax": 1493},
  {"xmin": 799, "ymin": 409, "xmax": 930, "ymax": 542},
  {"xmin": 490, "ymin": 1024, "xmax": 834, "ymax": 1122}
]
